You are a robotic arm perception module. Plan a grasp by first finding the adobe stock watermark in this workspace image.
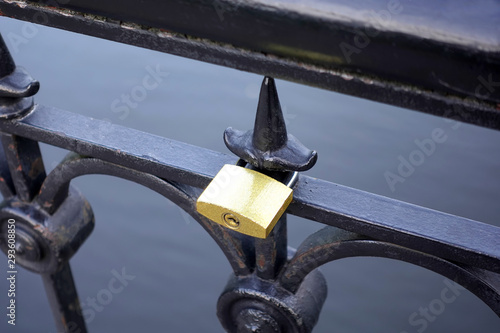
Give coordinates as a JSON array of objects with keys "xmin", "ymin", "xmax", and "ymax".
[
  {"xmin": 384, "ymin": 128, "xmax": 448, "ymax": 192},
  {"xmin": 384, "ymin": 73, "xmax": 498, "ymax": 192},
  {"xmin": 4, "ymin": 0, "xmax": 81, "ymax": 54},
  {"xmin": 5, "ymin": 21, "xmax": 40, "ymax": 54},
  {"xmin": 339, "ymin": 0, "xmax": 404, "ymax": 64},
  {"xmin": 200, "ymin": 164, "xmax": 241, "ymax": 202},
  {"xmin": 51, "ymin": 267, "xmax": 135, "ymax": 333},
  {"xmin": 475, "ymin": 73, "xmax": 500, "ymax": 100},
  {"xmin": 109, "ymin": 64, "xmax": 169, "ymax": 121},
  {"xmin": 166, "ymin": 201, "xmax": 195, "ymax": 226},
  {"xmin": 400, "ymin": 279, "xmax": 466, "ymax": 333}
]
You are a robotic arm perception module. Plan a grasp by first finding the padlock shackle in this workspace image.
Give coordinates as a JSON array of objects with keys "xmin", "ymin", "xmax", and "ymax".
[
  {"xmin": 236, "ymin": 159, "xmax": 298, "ymax": 188},
  {"xmin": 285, "ymin": 171, "xmax": 299, "ymax": 189}
]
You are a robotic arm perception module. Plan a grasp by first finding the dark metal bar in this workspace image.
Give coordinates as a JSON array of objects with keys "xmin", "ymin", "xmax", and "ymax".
[
  {"xmin": 254, "ymin": 215, "xmax": 287, "ymax": 280},
  {"xmin": 288, "ymin": 176, "xmax": 500, "ymax": 275},
  {"xmin": 26, "ymin": 0, "xmax": 500, "ymax": 104},
  {"xmin": 0, "ymin": 134, "xmax": 46, "ymax": 201},
  {"xmin": 42, "ymin": 263, "xmax": 88, "ymax": 333},
  {"xmin": 0, "ymin": 104, "xmax": 236, "ymax": 189},
  {"xmin": 1, "ymin": 1, "xmax": 499, "ymax": 130},
  {"xmin": 0, "ymin": 141, "xmax": 15, "ymax": 198},
  {"xmin": 0, "ymin": 104, "xmax": 498, "ymax": 274}
]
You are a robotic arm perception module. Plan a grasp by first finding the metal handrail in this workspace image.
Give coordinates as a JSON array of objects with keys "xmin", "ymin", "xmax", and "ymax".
[{"xmin": 0, "ymin": 1, "xmax": 499, "ymax": 332}]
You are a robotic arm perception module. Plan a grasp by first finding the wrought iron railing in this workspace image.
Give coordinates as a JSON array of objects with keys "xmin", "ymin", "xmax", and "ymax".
[{"xmin": 0, "ymin": 1, "xmax": 499, "ymax": 332}]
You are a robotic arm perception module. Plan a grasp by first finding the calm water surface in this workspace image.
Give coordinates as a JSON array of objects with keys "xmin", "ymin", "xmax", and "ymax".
[{"xmin": 0, "ymin": 18, "xmax": 499, "ymax": 333}]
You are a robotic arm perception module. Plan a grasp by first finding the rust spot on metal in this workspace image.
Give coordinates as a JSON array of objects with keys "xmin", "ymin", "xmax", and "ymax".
[
  {"xmin": 257, "ymin": 254, "xmax": 266, "ymax": 269},
  {"xmin": 29, "ymin": 157, "xmax": 44, "ymax": 178},
  {"xmin": 236, "ymin": 259, "xmax": 246, "ymax": 270},
  {"xmin": 219, "ymin": 226, "xmax": 249, "ymax": 271},
  {"xmin": 82, "ymin": 204, "xmax": 93, "ymax": 222}
]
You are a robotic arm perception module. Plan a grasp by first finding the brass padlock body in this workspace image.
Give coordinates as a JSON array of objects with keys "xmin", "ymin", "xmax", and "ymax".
[{"xmin": 196, "ymin": 164, "xmax": 293, "ymax": 238}]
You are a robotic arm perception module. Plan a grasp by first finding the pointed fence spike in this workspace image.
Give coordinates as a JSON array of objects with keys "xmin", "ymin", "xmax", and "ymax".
[
  {"xmin": 252, "ymin": 76, "xmax": 288, "ymax": 152},
  {"xmin": 0, "ymin": 34, "xmax": 16, "ymax": 78}
]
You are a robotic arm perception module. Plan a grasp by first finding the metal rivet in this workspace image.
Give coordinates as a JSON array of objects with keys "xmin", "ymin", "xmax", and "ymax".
[
  {"xmin": 12, "ymin": 228, "xmax": 42, "ymax": 262},
  {"xmin": 236, "ymin": 308, "xmax": 281, "ymax": 333}
]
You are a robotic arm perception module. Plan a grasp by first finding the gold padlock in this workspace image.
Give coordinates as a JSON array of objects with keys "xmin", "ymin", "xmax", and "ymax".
[{"xmin": 196, "ymin": 164, "xmax": 296, "ymax": 238}]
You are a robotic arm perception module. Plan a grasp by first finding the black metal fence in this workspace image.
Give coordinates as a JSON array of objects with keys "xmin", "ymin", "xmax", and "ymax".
[{"xmin": 0, "ymin": 1, "xmax": 499, "ymax": 332}]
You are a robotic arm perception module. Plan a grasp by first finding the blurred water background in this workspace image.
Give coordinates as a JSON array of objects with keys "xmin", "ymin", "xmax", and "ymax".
[{"xmin": 0, "ymin": 17, "xmax": 499, "ymax": 333}]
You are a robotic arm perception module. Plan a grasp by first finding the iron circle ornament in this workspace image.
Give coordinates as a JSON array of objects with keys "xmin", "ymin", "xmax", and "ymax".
[
  {"xmin": 0, "ymin": 187, "xmax": 94, "ymax": 274},
  {"xmin": 217, "ymin": 270, "xmax": 327, "ymax": 333}
]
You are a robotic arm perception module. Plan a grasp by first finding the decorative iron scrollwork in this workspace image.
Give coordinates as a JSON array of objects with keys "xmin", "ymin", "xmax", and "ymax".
[{"xmin": 0, "ymin": 28, "xmax": 498, "ymax": 333}]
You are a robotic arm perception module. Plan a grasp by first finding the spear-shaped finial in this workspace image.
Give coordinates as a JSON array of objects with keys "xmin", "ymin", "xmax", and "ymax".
[
  {"xmin": 0, "ymin": 34, "xmax": 40, "ymax": 119},
  {"xmin": 252, "ymin": 76, "xmax": 288, "ymax": 152},
  {"xmin": 0, "ymin": 35, "xmax": 16, "ymax": 79},
  {"xmin": 224, "ymin": 76, "xmax": 317, "ymax": 171}
]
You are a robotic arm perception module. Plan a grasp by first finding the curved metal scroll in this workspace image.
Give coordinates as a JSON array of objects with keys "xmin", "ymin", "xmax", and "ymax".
[
  {"xmin": 279, "ymin": 226, "xmax": 500, "ymax": 316},
  {"xmin": 0, "ymin": 135, "xmax": 90, "ymax": 332},
  {"xmin": 36, "ymin": 153, "xmax": 254, "ymax": 276}
]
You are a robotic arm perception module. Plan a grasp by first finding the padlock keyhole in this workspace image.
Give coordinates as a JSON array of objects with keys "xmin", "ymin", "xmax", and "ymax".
[{"xmin": 223, "ymin": 213, "xmax": 240, "ymax": 229}]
